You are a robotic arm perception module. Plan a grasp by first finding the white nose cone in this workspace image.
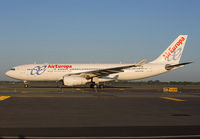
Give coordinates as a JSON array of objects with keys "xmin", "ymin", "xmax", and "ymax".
[
  {"xmin": 5, "ymin": 70, "xmax": 17, "ymax": 79},
  {"xmin": 5, "ymin": 71, "xmax": 11, "ymax": 77}
]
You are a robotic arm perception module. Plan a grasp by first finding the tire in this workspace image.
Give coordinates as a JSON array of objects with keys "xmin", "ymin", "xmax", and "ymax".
[
  {"xmin": 99, "ymin": 84, "xmax": 104, "ymax": 89},
  {"xmin": 24, "ymin": 84, "xmax": 29, "ymax": 88}
]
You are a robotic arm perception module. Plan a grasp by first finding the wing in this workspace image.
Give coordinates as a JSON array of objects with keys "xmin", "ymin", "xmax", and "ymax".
[{"xmin": 67, "ymin": 59, "xmax": 146, "ymax": 79}]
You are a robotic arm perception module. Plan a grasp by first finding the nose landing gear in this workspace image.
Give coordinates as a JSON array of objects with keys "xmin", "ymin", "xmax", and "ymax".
[{"xmin": 24, "ymin": 81, "xmax": 29, "ymax": 88}]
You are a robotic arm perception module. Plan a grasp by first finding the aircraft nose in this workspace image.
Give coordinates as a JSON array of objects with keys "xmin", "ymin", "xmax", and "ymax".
[{"xmin": 5, "ymin": 71, "xmax": 11, "ymax": 77}]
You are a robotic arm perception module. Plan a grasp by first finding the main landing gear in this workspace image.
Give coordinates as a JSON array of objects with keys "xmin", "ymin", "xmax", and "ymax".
[
  {"xmin": 90, "ymin": 82, "xmax": 104, "ymax": 89},
  {"xmin": 90, "ymin": 82, "xmax": 97, "ymax": 88}
]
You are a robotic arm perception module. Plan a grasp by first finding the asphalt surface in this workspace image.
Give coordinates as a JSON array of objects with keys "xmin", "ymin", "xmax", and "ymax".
[{"xmin": 0, "ymin": 85, "xmax": 200, "ymax": 138}]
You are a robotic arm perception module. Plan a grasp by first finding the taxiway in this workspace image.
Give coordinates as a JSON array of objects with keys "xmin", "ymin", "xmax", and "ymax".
[{"xmin": 0, "ymin": 85, "xmax": 200, "ymax": 138}]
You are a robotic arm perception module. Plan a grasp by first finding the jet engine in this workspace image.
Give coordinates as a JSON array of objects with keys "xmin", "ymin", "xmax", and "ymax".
[{"xmin": 63, "ymin": 76, "xmax": 89, "ymax": 86}]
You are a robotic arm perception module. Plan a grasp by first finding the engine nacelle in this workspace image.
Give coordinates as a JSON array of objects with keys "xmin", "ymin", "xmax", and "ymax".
[{"xmin": 63, "ymin": 76, "xmax": 89, "ymax": 86}]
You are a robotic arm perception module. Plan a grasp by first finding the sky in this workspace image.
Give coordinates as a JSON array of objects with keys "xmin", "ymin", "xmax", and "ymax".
[{"xmin": 0, "ymin": 0, "xmax": 200, "ymax": 81}]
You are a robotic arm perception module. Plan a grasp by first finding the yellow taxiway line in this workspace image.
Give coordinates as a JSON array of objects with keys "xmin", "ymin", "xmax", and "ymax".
[
  {"xmin": 0, "ymin": 96, "xmax": 11, "ymax": 101},
  {"xmin": 160, "ymin": 97, "xmax": 185, "ymax": 102}
]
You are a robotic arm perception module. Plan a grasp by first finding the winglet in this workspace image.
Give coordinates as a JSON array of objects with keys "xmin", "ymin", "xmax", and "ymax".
[{"xmin": 135, "ymin": 59, "xmax": 146, "ymax": 67}]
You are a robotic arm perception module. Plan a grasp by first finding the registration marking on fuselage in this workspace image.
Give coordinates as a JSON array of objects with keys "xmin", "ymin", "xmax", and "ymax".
[
  {"xmin": 160, "ymin": 97, "xmax": 185, "ymax": 102},
  {"xmin": 0, "ymin": 96, "xmax": 11, "ymax": 101}
]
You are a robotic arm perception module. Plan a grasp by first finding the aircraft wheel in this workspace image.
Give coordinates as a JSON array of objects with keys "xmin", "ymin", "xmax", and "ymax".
[
  {"xmin": 99, "ymin": 84, "xmax": 104, "ymax": 89},
  {"xmin": 93, "ymin": 84, "xmax": 98, "ymax": 88},
  {"xmin": 24, "ymin": 81, "xmax": 29, "ymax": 88},
  {"xmin": 24, "ymin": 84, "xmax": 29, "ymax": 88},
  {"xmin": 90, "ymin": 82, "xmax": 97, "ymax": 88}
]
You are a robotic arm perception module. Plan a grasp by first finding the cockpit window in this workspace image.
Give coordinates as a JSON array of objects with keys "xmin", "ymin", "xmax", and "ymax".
[{"xmin": 10, "ymin": 68, "xmax": 15, "ymax": 71}]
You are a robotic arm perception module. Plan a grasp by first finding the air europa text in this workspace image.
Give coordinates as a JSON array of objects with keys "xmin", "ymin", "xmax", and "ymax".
[
  {"xmin": 163, "ymin": 37, "xmax": 185, "ymax": 60},
  {"xmin": 48, "ymin": 64, "xmax": 72, "ymax": 69}
]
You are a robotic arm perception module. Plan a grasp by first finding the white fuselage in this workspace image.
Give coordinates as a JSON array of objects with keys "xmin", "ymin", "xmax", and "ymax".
[
  {"xmin": 5, "ymin": 63, "xmax": 168, "ymax": 82},
  {"xmin": 5, "ymin": 35, "xmax": 189, "ymax": 86}
]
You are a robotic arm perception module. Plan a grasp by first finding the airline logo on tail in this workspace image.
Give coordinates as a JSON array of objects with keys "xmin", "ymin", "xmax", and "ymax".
[
  {"xmin": 167, "ymin": 48, "xmax": 182, "ymax": 61},
  {"xmin": 163, "ymin": 37, "xmax": 186, "ymax": 60}
]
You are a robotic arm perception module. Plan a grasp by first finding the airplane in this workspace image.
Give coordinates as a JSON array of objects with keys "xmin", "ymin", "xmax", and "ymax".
[{"xmin": 6, "ymin": 35, "xmax": 192, "ymax": 88}]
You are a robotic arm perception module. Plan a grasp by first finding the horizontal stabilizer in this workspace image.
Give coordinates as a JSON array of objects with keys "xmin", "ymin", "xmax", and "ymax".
[{"xmin": 165, "ymin": 62, "xmax": 192, "ymax": 70}]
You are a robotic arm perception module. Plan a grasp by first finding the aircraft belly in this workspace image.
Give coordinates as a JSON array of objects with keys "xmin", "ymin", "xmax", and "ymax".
[
  {"xmin": 117, "ymin": 72, "xmax": 150, "ymax": 80},
  {"xmin": 117, "ymin": 67, "xmax": 166, "ymax": 80},
  {"xmin": 25, "ymin": 72, "xmax": 64, "ymax": 81}
]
